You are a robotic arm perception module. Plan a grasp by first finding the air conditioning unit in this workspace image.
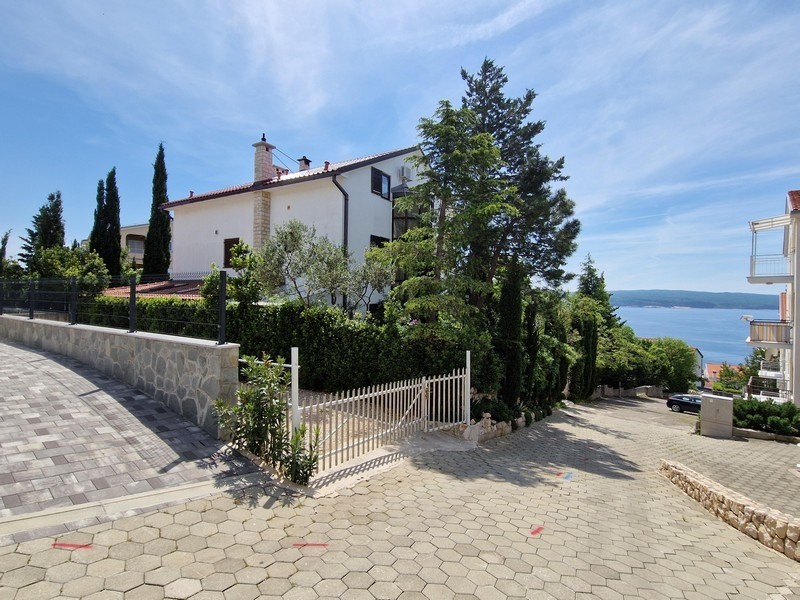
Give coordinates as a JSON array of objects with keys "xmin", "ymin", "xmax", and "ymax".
[{"xmin": 399, "ymin": 166, "xmax": 411, "ymax": 181}]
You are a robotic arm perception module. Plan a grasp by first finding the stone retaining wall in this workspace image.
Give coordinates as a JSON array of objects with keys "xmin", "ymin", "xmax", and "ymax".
[
  {"xmin": 660, "ymin": 460, "xmax": 800, "ymax": 562},
  {"xmin": 0, "ymin": 315, "xmax": 239, "ymax": 436}
]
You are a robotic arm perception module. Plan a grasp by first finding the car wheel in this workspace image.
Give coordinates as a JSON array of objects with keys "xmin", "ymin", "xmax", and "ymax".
[{"xmin": 670, "ymin": 404, "xmax": 682, "ymax": 412}]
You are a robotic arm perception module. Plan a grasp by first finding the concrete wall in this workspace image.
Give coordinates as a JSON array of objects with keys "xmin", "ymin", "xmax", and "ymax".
[{"xmin": 0, "ymin": 315, "xmax": 239, "ymax": 436}]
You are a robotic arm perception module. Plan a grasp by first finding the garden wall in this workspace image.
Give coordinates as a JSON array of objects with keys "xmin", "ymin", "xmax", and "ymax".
[
  {"xmin": 660, "ymin": 460, "xmax": 800, "ymax": 562},
  {"xmin": 0, "ymin": 315, "xmax": 239, "ymax": 435}
]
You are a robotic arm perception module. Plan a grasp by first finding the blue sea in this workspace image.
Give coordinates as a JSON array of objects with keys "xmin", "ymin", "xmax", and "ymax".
[{"xmin": 615, "ymin": 306, "xmax": 778, "ymax": 366}]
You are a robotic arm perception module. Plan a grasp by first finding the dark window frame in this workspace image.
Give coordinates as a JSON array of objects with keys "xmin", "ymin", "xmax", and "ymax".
[
  {"xmin": 223, "ymin": 237, "xmax": 240, "ymax": 268},
  {"xmin": 371, "ymin": 167, "xmax": 391, "ymax": 200}
]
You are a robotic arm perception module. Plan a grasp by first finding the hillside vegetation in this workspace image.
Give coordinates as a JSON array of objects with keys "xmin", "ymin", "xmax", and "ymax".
[{"xmin": 609, "ymin": 289, "xmax": 778, "ymax": 310}]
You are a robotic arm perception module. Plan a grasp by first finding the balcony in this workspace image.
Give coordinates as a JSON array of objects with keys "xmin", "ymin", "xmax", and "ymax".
[
  {"xmin": 748, "ymin": 254, "xmax": 792, "ymax": 284},
  {"xmin": 758, "ymin": 360, "xmax": 786, "ymax": 379},
  {"xmin": 747, "ymin": 319, "xmax": 791, "ymax": 349}
]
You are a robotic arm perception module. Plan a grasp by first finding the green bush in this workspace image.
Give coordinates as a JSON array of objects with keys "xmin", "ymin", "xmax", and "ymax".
[
  {"xmin": 534, "ymin": 408, "xmax": 544, "ymax": 421},
  {"xmin": 733, "ymin": 398, "xmax": 799, "ymax": 436},
  {"xmin": 81, "ymin": 296, "xmax": 499, "ymax": 393},
  {"xmin": 214, "ymin": 355, "xmax": 319, "ymax": 485},
  {"xmin": 471, "ymin": 397, "xmax": 515, "ymax": 424},
  {"xmin": 523, "ymin": 409, "xmax": 533, "ymax": 427}
]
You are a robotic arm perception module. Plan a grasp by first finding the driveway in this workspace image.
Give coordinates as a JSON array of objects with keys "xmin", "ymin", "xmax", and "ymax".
[
  {"xmin": 1, "ymin": 378, "xmax": 799, "ymax": 598},
  {"xmin": 0, "ymin": 340, "xmax": 257, "ymax": 536}
]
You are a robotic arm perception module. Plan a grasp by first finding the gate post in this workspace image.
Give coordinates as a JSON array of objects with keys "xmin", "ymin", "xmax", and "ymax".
[
  {"xmin": 463, "ymin": 351, "xmax": 471, "ymax": 424},
  {"xmin": 421, "ymin": 377, "xmax": 429, "ymax": 431},
  {"xmin": 291, "ymin": 346, "xmax": 300, "ymax": 431}
]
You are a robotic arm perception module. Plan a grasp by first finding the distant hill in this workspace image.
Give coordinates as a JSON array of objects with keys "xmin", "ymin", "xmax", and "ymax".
[{"xmin": 609, "ymin": 289, "xmax": 778, "ymax": 310}]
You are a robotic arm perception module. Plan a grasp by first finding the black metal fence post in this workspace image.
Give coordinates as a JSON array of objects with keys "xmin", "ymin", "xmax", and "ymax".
[
  {"xmin": 128, "ymin": 275, "xmax": 137, "ymax": 333},
  {"xmin": 28, "ymin": 280, "xmax": 34, "ymax": 320},
  {"xmin": 69, "ymin": 278, "xmax": 78, "ymax": 324},
  {"xmin": 217, "ymin": 271, "xmax": 227, "ymax": 345}
]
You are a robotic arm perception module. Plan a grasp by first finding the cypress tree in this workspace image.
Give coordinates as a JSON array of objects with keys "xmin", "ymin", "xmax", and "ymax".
[
  {"xmin": 496, "ymin": 257, "xmax": 524, "ymax": 408},
  {"xmin": 143, "ymin": 143, "xmax": 171, "ymax": 278},
  {"xmin": 90, "ymin": 169, "xmax": 122, "ymax": 277},
  {"xmin": 104, "ymin": 168, "xmax": 122, "ymax": 277},
  {"xmin": 89, "ymin": 179, "xmax": 105, "ymax": 259}
]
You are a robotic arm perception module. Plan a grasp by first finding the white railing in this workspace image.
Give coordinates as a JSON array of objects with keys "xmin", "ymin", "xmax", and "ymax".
[
  {"xmin": 750, "ymin": 254, "xmax": 791, "ymax": 278},
  {"xmin": 288, "ymin": 352, "xmax": 471, "ymax": 473}
]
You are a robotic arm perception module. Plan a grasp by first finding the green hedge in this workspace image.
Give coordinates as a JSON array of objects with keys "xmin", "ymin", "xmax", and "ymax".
[
  {"xmin": 81, "ymin": 297, "xmax": 499, "ymax": 392},
  {"xmin": 733, "ymin": 398, "xmax": 799, "ymax": 436}
]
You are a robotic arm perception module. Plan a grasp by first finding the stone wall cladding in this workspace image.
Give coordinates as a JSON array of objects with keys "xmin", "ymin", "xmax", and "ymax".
[
  {"xmin": 660, "ymin": 459, "xmax": 800, "ymax": 562},
  {"xmin": 0, "ymin": 315, "xmax": 239, "ymax": 436}
]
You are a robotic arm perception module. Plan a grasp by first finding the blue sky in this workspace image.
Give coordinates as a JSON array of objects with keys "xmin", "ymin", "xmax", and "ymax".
[{"xmin": 1, "ymin": 1, "xmax": 798, "ymax": 293}]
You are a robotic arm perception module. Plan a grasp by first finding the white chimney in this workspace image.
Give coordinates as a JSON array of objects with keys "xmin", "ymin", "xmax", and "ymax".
[
  {"xmin": 298, "ymin": 155, "xmax": 312, "ymax": 172},
  {"xmin": 253, "ymin": 133, "xmax": 277, "ymax": 181}
]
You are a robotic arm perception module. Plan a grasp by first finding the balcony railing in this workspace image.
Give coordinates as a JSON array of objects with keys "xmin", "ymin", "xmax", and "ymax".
[
  {"xmin": 748, "ymin": 320, "xmax": 791, "ymax": 346},
  {"xmin": 748, "ymin": 254, "xmax": 792, "ymax": 283},
  {"xmin": 758, "ymin": 360, "xmax": 786, "ymax": 379}
]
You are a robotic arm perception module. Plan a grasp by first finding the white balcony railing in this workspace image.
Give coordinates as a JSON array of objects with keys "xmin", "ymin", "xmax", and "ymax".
[
  {"xmin": 750, "ymin": 254, "xmax": 791, "ymax": 278},
  {"xmin": 748, "ymin": 320, "xmax": 791, "ymax": 346},
  {"xmin": 758, "ymin": 360, "xmax": 786, "ymax": 380}
]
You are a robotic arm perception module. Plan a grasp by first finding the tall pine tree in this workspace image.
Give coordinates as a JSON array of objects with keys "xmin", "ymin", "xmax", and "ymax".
[
  {"xmin": 19, "ymin": 191, "xmax": 65, "ymax": 272},
  {"xmin": 143, "ymin": 143, "xmax": 171, "ymax": 277},
  {"xmin": 460, "ymin": 58, "xmax": 580, "ymax": 298}
]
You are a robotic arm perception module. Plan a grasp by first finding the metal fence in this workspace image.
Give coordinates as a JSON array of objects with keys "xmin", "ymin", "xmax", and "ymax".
[
  {"xmin": 291, "ymin": 351, "xmax": 471, "ymax": 473},
  {"xmin": 0, "ymin": 273, "xmax": 227, "ymax": 344}
]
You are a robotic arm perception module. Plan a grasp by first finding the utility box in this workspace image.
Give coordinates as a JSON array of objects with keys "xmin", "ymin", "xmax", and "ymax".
[{"xmin": 700, "ymin": 393, "xmax": 733, "ymax": 438}]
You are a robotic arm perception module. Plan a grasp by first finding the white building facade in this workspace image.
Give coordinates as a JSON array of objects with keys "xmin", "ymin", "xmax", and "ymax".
[
  {"xmin": 163, "ymin": 136, "xmax": 420, "ymax": 281},
  {"xmin": 746, "ymin": 190, "xmax": 800, "ymax": 405}
]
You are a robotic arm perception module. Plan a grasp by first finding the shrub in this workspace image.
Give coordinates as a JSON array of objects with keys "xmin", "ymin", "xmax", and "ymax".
[
  {"xmin": 214, "ymin": 355, "xmax": 319, "ymax": 484},
  {"xmin": 471, "ymin": 397, "xmax": 515, "ymax": 424},
  {"xmin": 523, "ymin": 409, "xmax": 533, "ymax": 427},
  {"xmin": 733, "ymin": 398, "xmax": 799, "ymax": 436}
]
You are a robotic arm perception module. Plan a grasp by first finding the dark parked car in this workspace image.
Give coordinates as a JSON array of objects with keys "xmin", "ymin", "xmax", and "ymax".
[{"xmin": 666, "ymin": 394, "xmax": 702, "ymax": 413}]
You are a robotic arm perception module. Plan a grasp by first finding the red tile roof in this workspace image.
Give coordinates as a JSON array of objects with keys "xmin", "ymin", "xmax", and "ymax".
[
  {"xmin": 163, "ymin": 146, "xmax": 418, "ymax": 210},
  {"xmin": 788, "ymin": 190, "xmax": 800, "ymax": 211}
]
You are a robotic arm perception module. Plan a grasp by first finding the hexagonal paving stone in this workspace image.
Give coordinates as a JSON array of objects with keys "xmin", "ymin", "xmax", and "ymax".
[
  {"xmin": 62, "ymin": 575, "xmax": 105, "ymax": 597},
  {"xmin": 13, "ymin": 579, "xmax": 61, "ymax": 600},
  {"xmin": 125, "ymin": 554, "xmax": 162, "ymax": 573},
  {"xmin": 105, "ymin": 571, "xmax": 145, "ymax": 593},
  {"xmin": 201, "ymin": 572, "xmax": 236, "ymax": 592},
  {"xmin": 1, "ymin": 565, "xmax": 46, "ymax": 588},
  {"xmin": 163, "ymin": 578, "xmax": 203, "ymax": 599},
  {"xmin": 87, "ymin": 558, "xmax": 126, "ymax": 577},
  {"xmin": 124, "ymin": 584, "xmax": 165, "ymax": 600},
  {"xmin": 145, "ymin": 567, "xmax": 182, "ymax": 587}
]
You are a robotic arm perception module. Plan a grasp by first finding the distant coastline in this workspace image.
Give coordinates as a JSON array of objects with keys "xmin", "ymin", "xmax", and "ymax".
[{"xmin": 610, "ymin": 289, "xmax": 778, "ymax": 311}]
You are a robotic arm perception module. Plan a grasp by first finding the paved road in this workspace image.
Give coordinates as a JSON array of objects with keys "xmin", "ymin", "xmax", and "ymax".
[
  {"xmin": 2, "ymin": 370, "xmax": 799, "ymax": 599},
  {"xmin": 0, "ymin": 340, "xmax": 256, "ymax": 535}
]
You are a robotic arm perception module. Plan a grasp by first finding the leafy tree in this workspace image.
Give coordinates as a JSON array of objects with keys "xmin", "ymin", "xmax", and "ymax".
[
  {"xmin": 595, "ymin": 326, "xmax": 652, "ymax": 388},
  {"xmin": 647, "ymin": 337, "xmax": 698, "ymax": 393},
  {"xmin": 345, "ymin": 246, "xmax": 395, "ymax": 313},
  {"xmin": 460, "ymin": 58, "xmax": 580, "ymax": 295},
  {"xmin": 0, "ymin": 230, "xmax": 21, "ymax": 278},
  {"xmin": 256, "ymin": 220, "xmax": 349, "ymax": 307},
  {"xmin": 19, "ymin": 191, "xmax": 65, "ymax": 272},
  {"xmin": 89, "ymin": 169, "xmax": 122, "ymax": 278},
  {"xmin": 143, "ymin": 143, "xmax": 171, "ymax": 277}
]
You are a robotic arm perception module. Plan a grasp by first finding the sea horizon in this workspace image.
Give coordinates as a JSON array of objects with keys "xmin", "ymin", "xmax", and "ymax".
[{"xmin": 615, "ymin": 306, "xmax": 777, "ymax": 366}]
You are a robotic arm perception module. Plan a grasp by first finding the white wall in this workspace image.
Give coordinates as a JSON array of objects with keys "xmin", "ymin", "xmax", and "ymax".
[
  {"xmin": 270, "ymin": 179, "xmax": 343, "ymax": 244},
  {"xmin": 171, "ymin": 193, "xmax": 254, "ymax": 275}
]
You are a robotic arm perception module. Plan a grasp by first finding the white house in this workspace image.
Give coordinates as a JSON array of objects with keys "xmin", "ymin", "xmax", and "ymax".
[
  {"xmin": 746, "ymin": 189, "xmax": 800, "ymax": 405},
  {"xmin": 162, "ymin": 135, "xmax": 420, "ymax": 285}
]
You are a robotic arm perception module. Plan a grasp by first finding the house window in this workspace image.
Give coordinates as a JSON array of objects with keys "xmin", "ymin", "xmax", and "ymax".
[
  {"xmin": 126, "ymin": 235, "xmax": 145, "ymax": 255},
  {"xmin": 370, "ymin": 235, "xmax": 389, "ymax": 248},
  {"xmin": 392, "ymin": 207, "xmax": 421, "ymax": 240},
  {"xmin": 371, "ymin": 168, "xmax": 390, "ymax": 200},
  {"xmin": 223, "ymin": 237, "xmax": 240, "ymax": 268}
]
